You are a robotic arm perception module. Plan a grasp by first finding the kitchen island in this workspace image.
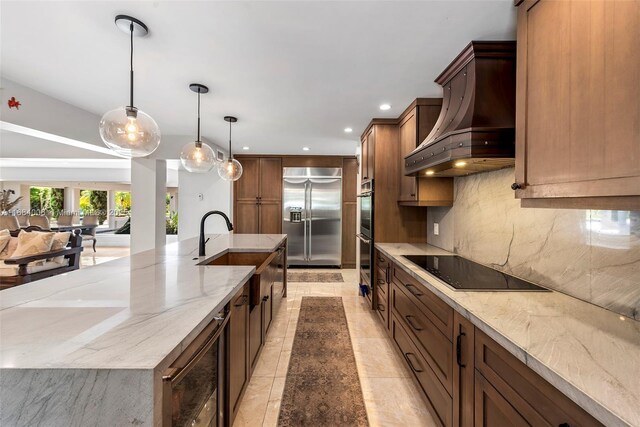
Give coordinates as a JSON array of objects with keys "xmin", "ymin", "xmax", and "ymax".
[{"xmin": 0, "ymin": 233, "xmax": 286, "ymax": 427}]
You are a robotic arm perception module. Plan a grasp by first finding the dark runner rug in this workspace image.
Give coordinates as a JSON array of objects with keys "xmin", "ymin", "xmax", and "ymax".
[
  {"xmin": 278, "ymin": 297, "xmax": 369, "ymax": 426},
  {"xmin": 287, "ymin": 272, "xmax": 344, "ymax": 283}
]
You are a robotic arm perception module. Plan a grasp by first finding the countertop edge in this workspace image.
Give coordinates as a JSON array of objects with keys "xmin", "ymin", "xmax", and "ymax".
[{"xmin": 374, "ymin": 243, "xmax": 630, "ymax": 427}]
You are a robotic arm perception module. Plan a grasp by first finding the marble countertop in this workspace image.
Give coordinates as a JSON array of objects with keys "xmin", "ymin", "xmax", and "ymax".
[
  {"xmin": 375, "ymin": 243, "xmax": 640, "ymax": 427},
  {"xmin": 0, "ymin": 234, "xmax": 286, "ymax": 371}
]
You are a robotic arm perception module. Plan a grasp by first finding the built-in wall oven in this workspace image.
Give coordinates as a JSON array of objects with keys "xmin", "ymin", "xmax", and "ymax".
[
  {"xmin": 163, "ymin": 308, "xmax": 229, "ymax": 427},
  {"xmin": 357, "ymin": 180, "xmax": 374, "ymax": 305}
]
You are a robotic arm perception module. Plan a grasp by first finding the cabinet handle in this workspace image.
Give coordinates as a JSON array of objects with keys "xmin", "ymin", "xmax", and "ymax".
[
  {"xmin": 377, "ymin": 304, "xmax": 385, "ymax": 312},
  {"xmin": 386, "ymin": 266, "xmax": 391, "ymax": 284},
  {"xmin": 456, "ymin": 329, "xmax": 466, "ymax": 368},
  {"xmin": 262, "ymin": 295, "xmax": 269, "ymax": 302},
  {"xmin": 511, "ymin": 182, "xmax": 523, "ymax": 190},
  {"xmin": 377, "ymin": 279, "xmax": 386, "ymax": 285},
  {"xmin": 404, "ymin": 352, "xmax": 424, "ymax": 373},
  {"xmin": 410, "ymin": 193, "xmax": 416, "ymax": 197},
  {"xmin": 405, "ymin": 315, "xmax": 424, "ymax": 331},
  {"xmin": 558, "ymin": 424, "xmax": 570, "ymax": 427},
  {"xmin": 404, "ymin": 283, "xmax": 423, "ymax": 297}
]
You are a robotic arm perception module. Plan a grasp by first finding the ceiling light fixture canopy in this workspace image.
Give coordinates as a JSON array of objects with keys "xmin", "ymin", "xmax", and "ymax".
[
  {"xmin": 180, "ymin": 84, "xmax": 217, "ymax": 173},
  {"xmin": 99, "ymin": 15, "xmax": 160, "ymax": 158},
  {"xmin": 218, "ymin": 116, "xmax": 243, "ymax": 181}
]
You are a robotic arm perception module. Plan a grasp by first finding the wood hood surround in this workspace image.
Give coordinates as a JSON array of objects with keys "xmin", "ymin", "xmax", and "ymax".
[{"xmin": 405, "ymin": 41, "xmax": 517, "ymax": 177}]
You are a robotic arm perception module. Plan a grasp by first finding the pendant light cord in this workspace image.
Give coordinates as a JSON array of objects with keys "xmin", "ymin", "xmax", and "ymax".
[
  {"xmin": 129, "ymin": 22, "xmax": 134, "ymax": 109},
  {"xmin": 196, "ymin": 91, "xmax": 201, "ymax": 142},
  {"xmin": 228, "ymin": 120, "xmax": 232, "ymax": 160}
]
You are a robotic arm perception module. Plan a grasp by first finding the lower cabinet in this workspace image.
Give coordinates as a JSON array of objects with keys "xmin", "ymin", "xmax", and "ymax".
[
  {"xmin": 381, "ymin": 259, "xmax": 603, "ymax": 427},
  {"xmin": 228, "ymin": 284, "xmax": 250, "ymax": 425}
]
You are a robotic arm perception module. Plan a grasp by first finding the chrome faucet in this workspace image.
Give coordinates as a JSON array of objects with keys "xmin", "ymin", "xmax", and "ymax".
[{"xmin": 199, "ymin": 210, "xmax": 234, "ymax": 256}]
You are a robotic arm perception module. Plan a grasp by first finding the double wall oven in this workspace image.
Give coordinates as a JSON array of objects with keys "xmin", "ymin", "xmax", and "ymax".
[{"xmin": 357, "ymin": 180, "xmax": 373, "ymax": 305}]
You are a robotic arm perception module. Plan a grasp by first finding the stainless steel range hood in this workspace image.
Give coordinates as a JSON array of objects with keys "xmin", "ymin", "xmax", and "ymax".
[{"xmin": 405, "ymin": 41, "xmax": 517, "ymax": 177}]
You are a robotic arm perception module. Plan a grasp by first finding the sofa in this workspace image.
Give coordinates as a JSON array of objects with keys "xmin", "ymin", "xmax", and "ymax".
[{"xmin": 0, "ymin": 226, "xmax": 83, "ymax": 288}]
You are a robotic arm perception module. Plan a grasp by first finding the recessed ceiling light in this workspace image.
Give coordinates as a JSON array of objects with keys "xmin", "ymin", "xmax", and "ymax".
[
  {"xmin": 454, "ymin": 161, "xmax": 467, "ymax": 167},
  {"xmin": 426, "ymin": 170, "xmax": 435, "ymax": 175},
  {"xmin": 344, "ymin": 127, "xmax": 353, "ymax": 133},
  {"xmin": 379, "ymin": 104, "xmax": 391, "ymax": 111},
  {"xmin": 242, "ymin": 146, "xmax": 250, "ymax": 150},
  {"xmin": 303, "ymin": 147, "xmax": 310, "ymax": 151}
]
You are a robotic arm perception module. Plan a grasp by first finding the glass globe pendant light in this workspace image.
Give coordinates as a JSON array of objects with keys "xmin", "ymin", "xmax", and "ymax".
[
  {"xmin": 99, "ymin": 15, "xmax": 161, "ymax": 157},
  {"xmin": 180, "ymin": 84, "xmax": 216, "ymax": 173},
  {"xmin": 218, "ymin": 116, "xmax": 243, "ymax": 181}
]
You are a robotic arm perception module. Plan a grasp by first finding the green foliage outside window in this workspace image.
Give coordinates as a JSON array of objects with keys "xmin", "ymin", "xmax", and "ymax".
[
  {"xmin": 80, "ymin": 190, "xmax": 107, "ymax": 225},
  {"xmin": 30, "ymin": 187, "xmax": 64, "ymax": 218}
]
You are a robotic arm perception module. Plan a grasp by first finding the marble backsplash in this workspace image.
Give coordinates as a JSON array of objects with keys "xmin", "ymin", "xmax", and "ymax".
[{"xmin": 427, "ymin": 168, "xmax": 640, "ymax": 320}]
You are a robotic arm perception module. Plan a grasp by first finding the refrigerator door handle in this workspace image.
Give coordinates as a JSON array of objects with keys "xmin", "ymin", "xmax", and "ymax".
[
  {"xmin": 308, "ymin": 182, "xmax": 312, "ymax": 261},
  {"xmin": 303, "ymin": 181, "xmax": 308, "ymax": 261}
]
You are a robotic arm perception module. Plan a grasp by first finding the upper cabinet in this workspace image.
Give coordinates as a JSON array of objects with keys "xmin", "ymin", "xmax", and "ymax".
[
  {"xmin": 398, "ymin": 99, "xmax": 454, "ymax": 206},
  {"xmin": 514, "ymin": 0, "xmax": 640, "ymax": 210},
  {"xmin": 361, "ymin": 127, "xmax": 375, "ymax": 181}
]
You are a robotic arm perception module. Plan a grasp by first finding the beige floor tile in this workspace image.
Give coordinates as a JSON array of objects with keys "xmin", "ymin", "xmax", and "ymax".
[
  {"xmin": 275, "ymin": 349, "xmax": 291, "ymax": 377},
  {"xmin": 360, "ymin": 377, "xmax": 439, "ymax": 427},
  {"xmin": 346, "ymin": 311, "xmax": 389, "ymax": 339},
  {"xmin": 353, "ymin": 337, "xmax": 412, "ymax": 378},
  {"xmin": 234, "ymin": 376, "xmax": 274, "ymax": 427},
  {"xmin": 80, "ymin": 246, "xmax": 129, "ymax": 268},
  {"xmin": 252, "ymin": 337, "xmax": 284, "ymax": 377}
]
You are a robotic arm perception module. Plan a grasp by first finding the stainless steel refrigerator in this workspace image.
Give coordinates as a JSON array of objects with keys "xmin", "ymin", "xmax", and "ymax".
[{"xmin": 283, "ymin": 167, "xmax": 342, "ymax": 266}]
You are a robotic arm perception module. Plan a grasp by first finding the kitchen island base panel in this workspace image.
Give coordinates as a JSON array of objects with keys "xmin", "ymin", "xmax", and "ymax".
[{"xmin": 1, "ymin": 368, "xmax": 154, "ymax": 426}]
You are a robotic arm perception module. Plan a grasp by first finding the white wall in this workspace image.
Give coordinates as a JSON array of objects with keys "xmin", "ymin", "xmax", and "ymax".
[{"xmin": 178, "ymin": 168, "xmax": 232, "ymax": 240}]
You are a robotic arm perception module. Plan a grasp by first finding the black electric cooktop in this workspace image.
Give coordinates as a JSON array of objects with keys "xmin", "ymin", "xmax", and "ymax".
[{"xmin": 402, "ymin": 255, "xmax": 548, "ymax": 291}]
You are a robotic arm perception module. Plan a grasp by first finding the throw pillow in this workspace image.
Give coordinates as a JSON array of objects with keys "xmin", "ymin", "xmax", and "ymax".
[
  {"xmin": 11, "ymin": 230, "xmax": 55, "ymax": 265},
  {"xmin": 0, "ymin": 237, "xmax": 18, "ymax": 260},
  {"xmin": 49, "ymin": 231, "xmax": 71, "ymax": 264},
  {"xmin": 0, "ymin": 229, "xmax": 10, "ymax": 254}
]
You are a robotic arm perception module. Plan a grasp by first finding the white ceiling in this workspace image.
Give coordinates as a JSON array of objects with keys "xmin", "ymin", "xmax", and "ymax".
[{"xmin": 0, "ymin": 1, "xmax": 516, "ymax": 157}]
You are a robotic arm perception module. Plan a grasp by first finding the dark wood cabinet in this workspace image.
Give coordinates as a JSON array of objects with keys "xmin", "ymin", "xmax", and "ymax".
[
  {"xmin": 398, "ymin": 100, "xmax": 454, "ymax": 207},
  {"xmin": 514, "ymin": 0, "xmax": 640, "ymax": 210},
  {"xmin": 234, "ymin": 157, "xmax": 282, "ymax": 234},
  {"xmin": 361, "ymin": 128, "xmax": 375, "ymax": 181},
  {"xmin": 475, "ymin": 329, "xmax": 603, "ymax": 427},
  {"xmin": 391, "ymin": 313, "xmax": 453, "ymax": 427},
  {"xmin": 374, "ymin": 249, "xmax": 390, "ymax": 329},
  {"xmin": 453, "ymin": 312, "xmax": 474, "ymax": 427},
  {"xmin": 381, "ymin": 259, "xmax": 603, "ymax": 427},
  {"xmin": 228, "ymin": 284, "xmax": 250, "ymax": 425}
]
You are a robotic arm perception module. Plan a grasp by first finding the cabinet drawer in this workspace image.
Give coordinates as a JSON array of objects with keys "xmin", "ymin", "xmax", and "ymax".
[
  {"xmin": 391, "ymin": 314, "xmax": 452, "ymax": 427},
  {"xmin": 392, "ymin": 282, "xmax": 453, "ymax": 395},
  {"xmin": 374, "ymin": 249, "xmax": 390, "ymax": 271},
  {"xmin": 392, "ymin": 265, "xmax": 453, "ymax": 339},
  {"xmin": 376, "ymin": 288, "xmax": 388, "ymax": 328},
  {"xmin": 475, "ymin": 330, "xmax": 603, "ymax": 427},
  {"xmin": 376, "ymin": 267, "xmax": 389, "ymax": 295}
]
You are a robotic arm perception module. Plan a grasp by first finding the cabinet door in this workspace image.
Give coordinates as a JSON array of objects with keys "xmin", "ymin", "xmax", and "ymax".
[
  {"xmin": 399, "ymin": 110, "xmax": 419, "ymax": 202},
  {"xmin": 452, "ymin": 312, "xmax": 474, "ymax": 427},
  {"xmin": 366, "ymin": 128, "xmax": 375, "ymax": 181},
  {"xmin": 259, "ymin": 158, "xmax": 282, "ymax": 202},
  {"xmin": 515, "ymin": 0, "xmax": 640, "ymax": 207},
  {"xmin": 235, "ymin": 201, "xmax": 259, "ymax": 234},
  {"xmin": 341, "ymin": 202, "xmax": 357, "ymax": 268},
  {"xmin": 361, "ymin": 137, "xmax": 369, "ymax": 181},
  {"xmin": 235, "ymin": 157, "xmax": 260, "ymax": 201},
  {"xmin": 342, "ymin": 158, "xmax": 358, "ymax": 203},
  {"xmin": 228, "ymin": 284, "xmax": 249, "ymax": 423},
  {"xmin": 474, "ymin": 371, "xmax": 529, "ymax": 427},
  {"xmin": 259, "ymin": 201, "xmax": 281, "ymax": 234}
]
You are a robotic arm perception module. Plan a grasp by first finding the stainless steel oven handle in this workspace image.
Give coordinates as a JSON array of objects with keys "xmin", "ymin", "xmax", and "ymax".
[
  {"xmin": 163, "ymin": 313, "xmax": 229, "ymax": 385},
  {"xmin": 356, "ymin": 233, "xmax": 371, "ymax": 244}
]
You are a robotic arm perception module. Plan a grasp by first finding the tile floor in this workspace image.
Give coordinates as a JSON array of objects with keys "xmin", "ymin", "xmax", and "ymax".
[
  {"xmin": 79, "ymin": 246, "xmax": 129, "ymax": 268},
  {"xmin": 233, "ymin": 268, "xmax": 438, "ymax": 427}
]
